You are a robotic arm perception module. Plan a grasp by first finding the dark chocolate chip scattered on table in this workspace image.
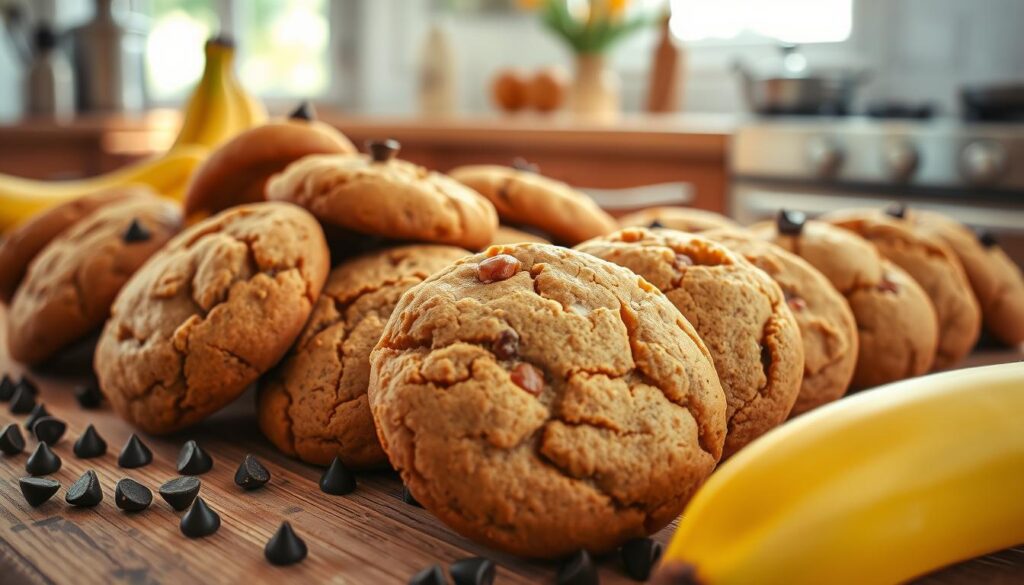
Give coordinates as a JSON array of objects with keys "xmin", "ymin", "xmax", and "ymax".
[
  {"xmin": 25, "ymin": 442, "xmax": 61, "ymax": 475},
  {"xmin": 115, "ymin": 478, "xmax": 153, "ymax": 512},
  {"xmin": 234, "ymin": 454, "xmax": 270, "ymax": 490},
  {"xmin": 32, "ymin": 416, "xmax": 66, "ymax": 445},
  {"xmin": 264, "ymin": 521, "xmax": 308, "ymax": 566},
  {"xmin": 9, "ymin": 385, "xmax": 36, "ymax": 414},
  {"xmin": 118, "ymin": 433, "xmax": 153, "ymax": 468},
  {"xmin": 159, "ymin": 476, "xmax": 201, "ymax": 511},
  {"xmin": 0, "ymin": 422, "xmax": 25, "ymax": 455},
  {"xmin": 17, "ymin": 376, "xmax": 38, "ymax": 395},
  {"xmin": 0, "ymin": 374, "xmax": 16, "ymax": 401},
  {"xmin": 23, "ymin": 403, "xmax": 49, "ymax": 430},
  {"xmin": 65, "ymin": 470, "xmax": 103, "ymax": 507},
  {"xmin": 319, "ymin": 456, "xmax": 356, "ymax": 496},
  {"xmin": 19, "ymin": 477, "xmax": 60, "ymax": 507},
  {"xmin": 73, "ymin": 382, "xmax": 103, "ymax": 409},
  {"xmin": 180, "ymin": 496, "xmax": 220, "ymax": 538},
  {"xmin": 450, "ymin": 556, "xmax": 497, "ymax": 585},
  {"xmin": 620, "ymin": 537, "xmax": 663, "ymax": 581},
  {"xmin": 73, "ymin": 424, "xmax": 107, "ymax": 458},
  {"xmin": 557, "ymin": 550, "xmax": 598, "ymax": 585},
  {"xmin": 177, "ymin": 439, "xmax": 213, "ymax": 475},
  {"xmin": 408, "ymin": 564, "xmax": 447, "ymax": 585}
]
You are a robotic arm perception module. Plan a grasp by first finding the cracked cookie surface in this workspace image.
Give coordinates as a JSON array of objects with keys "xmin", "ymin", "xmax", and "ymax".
[
  {"xmin": 704, "ymin": 228, "xmax": 858, "ymax": 416},
  {"xmin": 267, "ymin": 154, "xmax": 498, "ymax": 249},
  {"xmin": 259, "ymin": 244, "xmax": 469, "ymax": 468},
  {"xmin": 95, "ymin": 202, "xmax": 329, "ymax": 434},
  {"xmin": 751, "ymin": 219, "xmax": 939, "ymax": 389},
  {"xmin": 368, "ymin": 243, "xmax": 726, "ymax": 558},
  {"xmin": 576, "ymin": 228, "xmax": 803, "ymax": 457},
  {"xmin": 617, "ymin": 206, "xmax": 740, "ymax": 233},
  {"xmin": 7, "ymin": 195, "xmax": 182, "ymax": 365},
  {"xmin": 822, "ymin": 210, "xmax": 980, "ymax": 369},
  {"xmin": 448, "ymin": 164, "xmax": 616, "ymax": 245}
]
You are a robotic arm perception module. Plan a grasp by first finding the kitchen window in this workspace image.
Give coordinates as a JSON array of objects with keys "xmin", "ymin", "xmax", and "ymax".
[{"xmin": 669, "ymin": 0, "xmax": 853, "ymax": 45}]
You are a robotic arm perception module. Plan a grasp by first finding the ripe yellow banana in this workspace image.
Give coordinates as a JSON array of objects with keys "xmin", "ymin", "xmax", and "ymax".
[
  {"xmin": 173, "ymin": 38, "xmax": 247, "ymax": 149},
  {"xmin": 663, "ymin": 362, "xmax": 1024, "ymax": 585}
]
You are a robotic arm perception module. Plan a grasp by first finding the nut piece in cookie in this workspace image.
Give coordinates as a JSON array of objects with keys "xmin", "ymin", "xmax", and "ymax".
[
  {"xmin": 183, "ymin": 103, "xmax": 357, "ymax": 218},
  {"xmin": 95, "ymin": 202, "xmax": 330, "ymax": 434},
  {"xmin": 0, "ymin": 186, "xmax": 151, "ymax": 303},
  {"xmin": 267, "ymin": 142, "xmax": 498, "ymax": 250},
  {"xmin": 577, "ymin": 228, "xmax": 804, "ymax": 457},
  {"xmin": 258, "ymin": 244, "xmax": 469, "ymax": 468},
  {"xmin": 821, "ymin": 209, "xmax": 980, "ymax": 369},
  {"xmin": 448, "ymin": 164, "xmax": 617, "ymax": 245},
  {"xmin": 618, "ymin": 206, "xmax": 740, "ymax": 234},
  {"xmin": 7, "ymin": 196, "xmax": 182, "ymax": 365},
  {"xmin": 369, "ymin": 243, "xmax": 726, "ymax": 558},
  {"xmin": 704, "ymin": 228, "xmax": 859, "ymax": 416}
]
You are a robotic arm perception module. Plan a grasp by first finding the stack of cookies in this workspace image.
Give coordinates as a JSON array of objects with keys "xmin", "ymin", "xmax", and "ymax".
[{"xmin": 2, "ymin": 106, "xmax": 1022, "ymax": 565}]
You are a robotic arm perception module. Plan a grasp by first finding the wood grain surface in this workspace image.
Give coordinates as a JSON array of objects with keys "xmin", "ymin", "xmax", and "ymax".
[{"xmin": 0, "ymin": 308, "xmax": 1021, "ymax": 584}]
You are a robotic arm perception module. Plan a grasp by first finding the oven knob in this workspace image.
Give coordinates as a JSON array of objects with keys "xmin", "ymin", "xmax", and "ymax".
[
  {"xmin": 960, "ymin": 140, "xmax": 1008, "ymax": 186},
  {"xmin": 806, "ymin": 137, "xmax": 844, "ymax": 178},
  {"xmin": 883, "ymin": 139, "xmax": 919, "ymax": 182}
]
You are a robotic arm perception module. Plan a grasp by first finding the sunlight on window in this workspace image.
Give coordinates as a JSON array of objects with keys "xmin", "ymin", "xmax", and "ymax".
[
  {"xmin": 237, "ymin": 0, "xmax": 329, "ymax": 97},
  {"xmin": 145, "ymin": 7, "xmax": 215, "ymax": 99},
  {"xmin": 669, "ymin": 0, "xmax": 852, "ymax": 44}
]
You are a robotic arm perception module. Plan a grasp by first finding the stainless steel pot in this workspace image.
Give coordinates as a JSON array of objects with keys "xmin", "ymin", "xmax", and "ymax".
[{"xmin": 734, "ymin": 45, "xmax": 869, "ymax": 115}]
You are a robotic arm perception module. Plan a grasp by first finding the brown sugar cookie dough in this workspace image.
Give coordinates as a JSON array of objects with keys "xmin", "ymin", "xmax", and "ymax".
[
  {"xmin": 751, "ymin": 213, "xmax": 939, "ymax": 389},
  {"xmin": 259, "ymin": 244, "xmax": 468, "ymax": 468},
  {"xmin": 0, "ymin": 186, "xmax": 151, "ymax": 303},
  {"xmin": 704, "ymin": 228, "xmax": 858, "ymax": 416},
  {"xmin": 7, "ymin": 196, "xmax": 182, "ymax": 365},
  {"xmin": 448, "ymin": 163, "xmax": 617, "ymax": 245},
  {"xmin": 618, "ymin": 206, "xmax": 741, "ymax": 233},
  {"xmin": 822, "ymin": 209, "xmax": 980, "ymax": 369},
  {"xmin": 576, "ymin": 228, "xmax": 803, "ymax": 457},
  {"xmin": 95, "ymin": 202, "xmax": 329, "ymax": 434},
  {"xmin": 369, "ymin": 243, "xmax": 726, "ymax": 558},
  {"xmin": 267, "ymin": 141, "xmax": 498, "ymax": 250}
]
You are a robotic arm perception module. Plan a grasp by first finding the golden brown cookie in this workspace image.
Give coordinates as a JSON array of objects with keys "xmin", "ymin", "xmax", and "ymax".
[
  {"xmin": 488, "ymin": 225, "xmax": 551, "ymax": 247},
  {"xmin": 267, "ymin": 141, "xmax": 497, "ymax": 250},
  {"xmin": 0, "ymin": 186, "xmax": 150, "ymax": 303},
  {"xmin": 259, "ymin": 244, "xmax": 468, "ymax": 468},
  {"xmin": 898, "ymin": 208, "xmax": 1024, "ymax": 346},
  {"xmin": 576, "ymin": 228, "xmax": 803, "ymax": 457},
  {"xmin": 751, "ymin": 214, "xmax": 939, "ymax": 388},
  {"xmin": 94, "ymin": 202, "xmax": 329, "ymax": 434},
  {"xmin": 704, "ymin": 228, "xmax": 858, "ymax": 416},
  {"xmin": 369, "ymin": 243, "xmax": 726, "ymax": 558},
  {"xmin": 448, "ymin": 163, "xmax": 616, "ymax": 245},
  {"xmin": 183, "ymin": 103, "xmax": 356, "ymax": 218},
  {"xmin": 7, "ymin": 196, "xmax": 182, "ymax": 365},
  {"xmin": 618, "ymin": 206, "xmax": 740, "ymax": 233},
  {"xmin": 822, "ymin": 209, "xmax": 980, "ymax": 368}
]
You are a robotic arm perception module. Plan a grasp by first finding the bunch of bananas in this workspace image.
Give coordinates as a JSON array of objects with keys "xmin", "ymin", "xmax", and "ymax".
[
  {"xmin": 0, "ymin": 37, "xmax": 266, "ymax": 231},
  {"xmin": 662, "ymin": 362, "xmax": 1024, "ymax": 585}
]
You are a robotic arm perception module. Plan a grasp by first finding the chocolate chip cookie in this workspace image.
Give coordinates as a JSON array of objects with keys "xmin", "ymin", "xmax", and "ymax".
[
  {"xmin": 489, "ymin": 225, "xmax": 551, "ymax": 247},
  {"xmin": 822, "ymin": 209, "xmax": 981, "ymax": 368},
  {"xmin": 0, "ymin": 186, "xmax": 150, "ymax": 303},
  {"xmin": 448, "ymin": 164, "xmax": 617, "ymax": 245},
  {"xmin": 7, "ymin": 196, "xmax": 182, "ymax": 365},
  {"xmin": 751, "ymin": 214, "xmax": 939, "ymax": 388},
  {"xmin": 259, "ymin": 244, "xmax": 468, "ymax": 468},
  {"xmin": 266, "ymin": 141, "xmax": 497, "ymax": 250},
  {"xmin": 618, "ymin": 206, "xmax": 740, "ymax": 233},
  {"xmin": 704, "ymin": 228, "xmax": 858, "ymax": 416},
  {"xmin": 576, "ymin": 228, "xmax": 803, "ymax": 457},
  {"xmin": 95, "ymin": 202, "xmax": 329, "ymax": 434},
  {"xmin": 369, "ymin": 243, "xmax": 726, "ymax": 558}
]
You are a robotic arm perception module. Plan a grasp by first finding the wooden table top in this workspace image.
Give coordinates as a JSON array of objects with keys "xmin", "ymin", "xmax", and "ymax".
[{"xmin": 0, "ymin": 308, "xmax": 1021, "ymax": 584}]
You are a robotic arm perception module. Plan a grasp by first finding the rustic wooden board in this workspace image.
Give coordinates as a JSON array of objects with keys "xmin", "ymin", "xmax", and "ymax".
[{"xmin": 0, "ymin": 310, "xmax": 1021, "ymax": 584}]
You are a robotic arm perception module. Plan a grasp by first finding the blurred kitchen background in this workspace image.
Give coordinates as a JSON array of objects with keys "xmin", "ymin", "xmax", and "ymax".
[{"xmin": 1, "ymin": 0, "xmax": 1023, "ymax": 261}]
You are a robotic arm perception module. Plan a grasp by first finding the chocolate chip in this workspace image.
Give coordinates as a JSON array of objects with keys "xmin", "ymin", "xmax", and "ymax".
[
  {"xmin": 23, "ymin": 403, "xmax": 49, "ymax": 430},
  {"xmin": 0, "ymin": 423, "xmax": 25, "ymax": 455},
  {"xmin": 74, "ymin": 382, "xmax": 103, "ymax": 409},
  {"xmin": 0, "ymin": 374, "xmax": 15, "ymax": 401},
  {"xmin": 477, "ymin": 254, "xmax": 521, "ymax": 283},
  {"xmin": 885, "ymin": 203, "xmax": 907, "ymax": 219},
  {"xmin": 264, "ymin": 521, "xmax": 308, "ymax": 565},
  {"xmin": 180, "ymin": 496, "xmax": 220, "ymax": 538},
  {"xmin": 32, "ymin": 416, "xmax": 66, "ymax": 446},
  {"xmin": 289, "ymin": 101, "xmax": 316, "ymax": 121},
  {"xmin": 8, "ymin": 385, "xmax": 36, "ymax": 414},
  {"xmin": 319, "ymin": 456, "xmax": 356, "ymax": 495},
  {"xmin": 402, "ymin": 485, "xmax": 422, "ymax": 507},
  {"xmin": 122, "ymin": 218, "xmax": 151, "ymax": 243},
  {"xmin": 510, "ymin": 362, "xmax": 544, "ymax": 396},
  {"xmin": 118, "ymin": 433, "xmax": 153, "ymax": 468},
  {"xmin": 408, "ymin": 565, "xmax": 447, "ymax": 585},
  {"xmin": 877, "ymin": 275, "xmax": 899, "ymax": 294},
  {"xmin": 177, "ymin": 439, "xmax": 213, "ymax": 475},
  {"xmin": 621, "ymin": 537, "xmax": 663, "ymax": 581},
  {"xmin": 977, "ymin": 229, "xmax": 998, "ymax": 248},
  {"xmin": 557, "ymin": 550, "xmax": 598, "ymax": 585},
  {"xmin": 17, "ymin": 376, "xmax": 38, "ymax": 395},
  {"xmin": 777, "ymin": 209, "xmax": 806, "ymax": 235},
  {"xmin": 760, "ymin": 345, "xmax": 773, "ymax": 373},
  {"xmin": 491, "ymin": 330, "xmax": 520, "ymax": 360},
  {"xmin": 647, "ymin": 219, "xmax": 665, "ymax": 229},
  {"xmin": 234, "ymin": 454, "xmax": 270, "ymax": 490},
  {"xmin": 74, "ymin": 424, "xmax": 107, "ymax": 458},
  {"xmin": 66, "ymin": 470, "xmax": 103, "ymax": 507},
  {"xmin": 512, "ymin": 157, "xmax": 539, "ymax": 173},
  {"xmin": 25, "ymin": 442, "xmax": 61, "ymax": 475},
  {"xmin": 20, "ymin": 477, "xmax": 60, "ymax": 507},
  {"xmin": 674, "ymin": 253, "xmax": 694, "ymax": 269},
  {"xmin": 450, "ymin": 556, "xmax": 496, "ymax": 585},
  {"xmin": 115, "ymin": 478, "xmax": 153, "ymax": 512},
  {"xmin": 159, "ymin": 476, "xmax": 201, "ymax": 511},
  {"xmin": 366, "ymin": 138, "xmax": 400, "ymax": 163}
]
